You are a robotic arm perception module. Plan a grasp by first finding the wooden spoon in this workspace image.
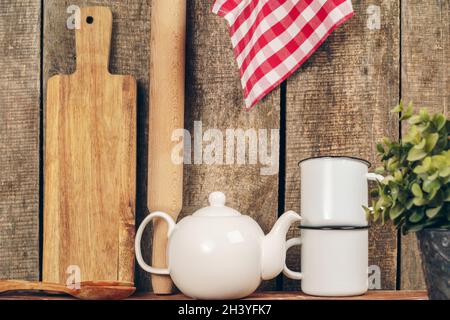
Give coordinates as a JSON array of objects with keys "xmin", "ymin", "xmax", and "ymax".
[{"xmin": 0, "ymin": 280, "xmax": 136, "ymax": 300}]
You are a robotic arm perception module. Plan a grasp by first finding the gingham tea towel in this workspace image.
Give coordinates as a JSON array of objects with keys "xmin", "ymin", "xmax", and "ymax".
[{"xmin": 212, "ymin": 0, "xmax": 354, "ymax": 110}]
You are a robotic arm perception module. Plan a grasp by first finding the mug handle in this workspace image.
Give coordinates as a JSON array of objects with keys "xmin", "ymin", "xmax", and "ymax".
[
  {"xmin": 283, "ymin": 238, "xmax": 303, "ymax": 280},
  {"xmin": 135, "ymin": 211, "xmax": 176, "ymax": 275},
  {"xmin": 366, "ymin": 173, "xmax": 384, "ymax": 182},
  {"xmin": 366, "ymin": 173, "xmax": 385, "ymax": 209}
]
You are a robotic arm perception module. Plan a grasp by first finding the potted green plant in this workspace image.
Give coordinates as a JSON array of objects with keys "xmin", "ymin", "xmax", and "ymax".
[{"xmin": 365, "ymin": 102, "xmax": 449, "ymax": 300}]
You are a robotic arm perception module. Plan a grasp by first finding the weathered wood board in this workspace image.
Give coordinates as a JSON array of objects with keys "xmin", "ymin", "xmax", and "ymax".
[
  {"xmin": 283, "ymin": 1, "xmax": 400, "ymax": 290},
  {"xmin": 0, "ymin": 0, "xmax": 41, "ymax": 280},
  {"xmin": 0, "ymin": 0, "xmax": 448, "ymax": 292},
  {"xmin": 183, "ymin": 0, "xmax": 281, "ymax": 291},
  {"xmin": 400, "ymin": 0, "xmax": 449, "ymax": 290},
  {"xmin": 43, "ymin": 0, "xmax": 150, "ymax": 289}
]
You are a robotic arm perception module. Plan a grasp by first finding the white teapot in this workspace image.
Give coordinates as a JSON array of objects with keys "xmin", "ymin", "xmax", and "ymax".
[{"xmin": 135, "ymin": 192, "xmax": 301, "ymax": 299}]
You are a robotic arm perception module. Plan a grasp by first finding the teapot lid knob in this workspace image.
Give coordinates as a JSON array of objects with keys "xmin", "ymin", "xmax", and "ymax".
[
  {"xmin": 209, "ymin": 192, "xmax": 226, "ymax": 207},
  {"xmin": 193, "ymin": 192, "xmax": 240, "ymax": 217}
]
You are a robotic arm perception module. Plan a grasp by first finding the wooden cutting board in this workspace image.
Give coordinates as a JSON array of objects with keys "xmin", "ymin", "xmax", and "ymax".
[{"xmin": 43, "ymin": 7, "xmax": 136, "ymax": 284}]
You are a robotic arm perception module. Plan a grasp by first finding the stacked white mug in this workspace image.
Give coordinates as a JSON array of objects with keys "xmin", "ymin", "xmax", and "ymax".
[{"xmin": 283, "ymin": 156, "xmax": 383, "ymax": 296}]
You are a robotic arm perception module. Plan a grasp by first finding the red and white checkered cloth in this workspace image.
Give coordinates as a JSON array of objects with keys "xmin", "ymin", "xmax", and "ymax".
[{"xmin": 212, "ymin": 0, "xmax": 354, "ymax": 110}]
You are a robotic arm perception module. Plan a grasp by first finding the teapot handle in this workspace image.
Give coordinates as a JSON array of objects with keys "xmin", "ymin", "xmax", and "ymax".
[
  {"xmin": 283, "ymin": 238, "xmax": 303, "ymax": 280},
  {"xmin": 135, "ymin": 211, "xmax": 176, "ymax": 275}
]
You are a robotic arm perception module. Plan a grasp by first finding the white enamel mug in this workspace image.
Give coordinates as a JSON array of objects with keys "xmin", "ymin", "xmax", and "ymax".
[
  {"xmin": 283, "ymin": 227, "xmax": 369, "ymax": 296},
  {"xmin": 299, "ymin": 156, "xmax": 383, "ymax": 226}
]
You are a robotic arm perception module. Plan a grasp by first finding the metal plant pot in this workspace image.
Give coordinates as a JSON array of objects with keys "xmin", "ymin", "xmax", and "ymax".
[{"xmin": 417, "ymin": 229, "xmax": 450, "ymax": 300}]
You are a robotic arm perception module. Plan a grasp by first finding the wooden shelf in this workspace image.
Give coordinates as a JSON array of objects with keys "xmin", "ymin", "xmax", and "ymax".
[
  {"xmin": 0, "ymin": 290, "xmax": 428, "ymax": 300},
  {"xmin": 131, "ymin": 291, "xmax": 428, "ymax": 300}
]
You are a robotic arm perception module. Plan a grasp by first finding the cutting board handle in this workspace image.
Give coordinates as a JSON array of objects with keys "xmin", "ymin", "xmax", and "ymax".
[{"xmin": 75, "ymin": 7, "xmax": 112, "ymax": 72}]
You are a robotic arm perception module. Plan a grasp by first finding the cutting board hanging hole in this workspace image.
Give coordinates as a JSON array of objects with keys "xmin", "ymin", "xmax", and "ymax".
[{"xmin": 74, "ymin": 7, "xmax": 112, "ymax": 71}]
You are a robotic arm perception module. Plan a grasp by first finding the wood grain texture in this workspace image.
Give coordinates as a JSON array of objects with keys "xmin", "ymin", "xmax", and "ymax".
[
  {"xmin": 131, "ymin": 290, "xmax": 427, "ymax": 300},
  {"xmin": 0, "ymin": 0, "xmax": 41, "ymax": 280},
  {"xmin": 400, "ymin": 0, "xmax": 450, "ymax": 290},
  {"xmin": 0, "ymin": 280, "xmax": 135, "ymax": 300},
  {"xmin": 148, "ymin": 0, "xmax": 186, "ymax": 294},
  {"xmin": 183, "ymin": 0, "xmax": 280, "ymax": 291},
  {"xmin": 43, "ymin": 0, "xmax": 151, "ymax": 290},
  {"xmin": 132, "ymin": 290, "xmax": 427, "ymax": 300},
  {"xmin": 283, "ymin": 1, "xmax": 400, "ymax": 289},
  {"xmin": 43, "ymin": 7, "xmax": 136, "ymax": 284}
]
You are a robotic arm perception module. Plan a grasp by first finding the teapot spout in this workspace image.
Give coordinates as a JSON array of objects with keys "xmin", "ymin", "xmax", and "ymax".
[{"xmin": 261, "ymin": 211, "xmax": 301, "ymax": 280}]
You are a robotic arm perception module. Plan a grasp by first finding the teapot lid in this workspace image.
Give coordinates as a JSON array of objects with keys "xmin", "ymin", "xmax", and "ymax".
[{"xmin": 192, "ymin": 192, "xmax": 241, "ymax": 217}]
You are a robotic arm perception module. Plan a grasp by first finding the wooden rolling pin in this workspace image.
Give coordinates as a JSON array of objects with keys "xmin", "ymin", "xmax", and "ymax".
[{"xmin": 148, "ymin": 0, "xmax": 186, "ymax": 294}]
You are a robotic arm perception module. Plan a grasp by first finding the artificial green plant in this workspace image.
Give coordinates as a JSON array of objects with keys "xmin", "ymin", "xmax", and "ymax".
[{"xmin": 365, "ymin": 102, "xmax": 450, "ymax": 234}]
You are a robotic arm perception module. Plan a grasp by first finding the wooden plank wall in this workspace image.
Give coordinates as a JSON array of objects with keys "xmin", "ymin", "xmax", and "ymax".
[
  {"xmin": 283, "ymin": 0, "xmax": 399, "ymax": 290},
  {"xmin": 42, "ymin": 0, "xmax": 279, "ymax": 292},
  {"xmin": 400, "ymin": 0, "xmax": 449, "ymax": 290},
  {"xmin": 184, "ymin": 0, "xmax": 280, "ymax": 291},
  {"xmin": 0, "ymin": 1, "xmax": 41, "ymax": 280},
  {"xmin": 0, "ymin": 0, "xmax": 448, "ymax": 291}
]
